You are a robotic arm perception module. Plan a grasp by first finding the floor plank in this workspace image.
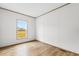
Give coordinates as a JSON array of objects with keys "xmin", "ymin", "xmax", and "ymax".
[{"xmin": 0, "ymin": 40, "xmax": 79, "ymax": 56}]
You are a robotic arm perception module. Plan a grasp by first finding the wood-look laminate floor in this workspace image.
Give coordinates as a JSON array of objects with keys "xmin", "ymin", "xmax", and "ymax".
[{"xmin": 0, "ymin": 40, "xmax": 79, "ymax": 56}]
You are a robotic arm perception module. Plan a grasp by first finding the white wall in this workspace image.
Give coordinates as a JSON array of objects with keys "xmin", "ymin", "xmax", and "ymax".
[
  {"xmin": 0, "ymin": 8, "xmax": 36, "ymax": 47},
  {"xmin": 36, "ymin": 4, "xmax": 79, "ymax": 53}
]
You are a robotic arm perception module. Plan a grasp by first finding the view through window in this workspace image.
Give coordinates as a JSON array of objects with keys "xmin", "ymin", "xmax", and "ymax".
[{"xmin": 16, "ymin": 20, "xmax": 28, "ymax": 39}]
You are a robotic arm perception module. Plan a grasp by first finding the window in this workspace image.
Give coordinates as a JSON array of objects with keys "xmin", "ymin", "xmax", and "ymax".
[{"xmin": 16, "ymin": 20, "xmax": 28, "ymax": 39}]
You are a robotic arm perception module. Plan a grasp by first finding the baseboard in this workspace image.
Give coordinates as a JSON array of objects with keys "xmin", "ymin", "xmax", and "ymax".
[
  {"xmin": 0, "ymin": 39, "xmax": 37, "ymax": 49},
  {"xmin": 37, "ymin": 40, "xmax": 79, "ymax": 55}
]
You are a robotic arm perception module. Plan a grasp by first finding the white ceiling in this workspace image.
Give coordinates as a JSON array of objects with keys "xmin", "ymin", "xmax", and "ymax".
[{"xmin": 0, "ymin": 3, "xmax": 65, "ymax": 17}]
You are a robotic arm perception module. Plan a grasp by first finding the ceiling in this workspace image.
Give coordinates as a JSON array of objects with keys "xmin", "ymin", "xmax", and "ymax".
[{"xmin": 0, "ymin": 3, "xmax": 65, "ymax": 18}]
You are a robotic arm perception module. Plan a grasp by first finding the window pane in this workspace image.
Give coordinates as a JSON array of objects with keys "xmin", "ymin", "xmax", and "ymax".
[{"xmin": 16, "ymin": 20, "xmax": 28, "ymax": 39}]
